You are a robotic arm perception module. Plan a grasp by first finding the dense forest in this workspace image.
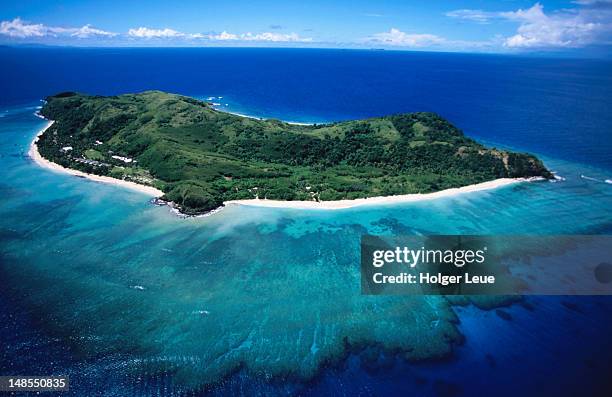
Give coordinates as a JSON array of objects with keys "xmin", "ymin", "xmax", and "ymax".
[{"xmin": 38, "ymin": 91, "xmax": 552, "ymax": 214}]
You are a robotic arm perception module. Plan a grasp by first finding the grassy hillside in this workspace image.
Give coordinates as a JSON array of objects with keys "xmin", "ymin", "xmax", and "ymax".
[{"xmin": 38, "ymin": 91, "xmax": 551, "ymax": 214}]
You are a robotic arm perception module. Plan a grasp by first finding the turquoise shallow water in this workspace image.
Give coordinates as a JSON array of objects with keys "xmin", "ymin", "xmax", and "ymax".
[{"xmin": 1, "ymin": 106, "xmax": 612, "ymax": 395}]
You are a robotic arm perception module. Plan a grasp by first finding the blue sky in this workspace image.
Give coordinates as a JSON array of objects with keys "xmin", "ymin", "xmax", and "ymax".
[{"xmin": 1, "ymin": 1, "xmax": 611, "ymax": 55}]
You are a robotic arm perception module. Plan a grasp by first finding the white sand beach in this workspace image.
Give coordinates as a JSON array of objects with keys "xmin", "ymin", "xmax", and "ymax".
[
  {"xmin": 226, "ymin": 178, "xmax": 531, "ymax": 210},
  {"xmin": 29, "ymin": 119, "xmax": 535, "ymax": 210},
  {"xmin": 29, "ymin": 120, "xmax": 164, "ymax": 197}
]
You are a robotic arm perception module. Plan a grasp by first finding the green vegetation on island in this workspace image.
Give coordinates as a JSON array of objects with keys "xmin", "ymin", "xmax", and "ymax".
[{"xmin": 38, "ymin": 91, "xmax": 552, "ymax": 214}]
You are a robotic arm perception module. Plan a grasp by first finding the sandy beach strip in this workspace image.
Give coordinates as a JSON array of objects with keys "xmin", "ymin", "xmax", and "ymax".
[
  {"xmin": 29, "ymin": 119, "xmax": 534, "ymax": 210},
  {"xmin": 226, "ymin": 178, "xmax": 532, "ymax": 210},
  {"xmin": 29, "ymin": 120, "xmax": 164, "ymax": 197}
]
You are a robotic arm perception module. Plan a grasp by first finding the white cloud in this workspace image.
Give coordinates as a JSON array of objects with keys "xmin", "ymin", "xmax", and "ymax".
[
  {"xmin": 207, "ymin": 31, "xmax": 311, "ymax": 42},
  {"xmin": 127, "ymin": 27, "xmax": 184, "ymax": 38},
  {"xmin": 0, "ymin": 18, "xmax": 47, "ymax": 38},
  {"xmin": 240, "ymin": 32, "xmax": 311, "ymax": 42},
  {"xmin": 0, "ymin": 18, "xmax": 116, "ymax": 39},
  {"xmin": 209, "ymin": 31, "xmax": 239, "ymax": 40},
  {"xmin": 447, "ymin": 2, "xmax": 612, "ymax": 49},
  {"xmin": 366, "ymin": 28, "xmax": 445, "ymax": 47},
  {"xmin": 445, "ymin": 9, "xmax": 496, "ymax": 24},
  {"xmin": 501, "ymin": 3, "xmax": 605, "ymax": 48},
  {"xmin": 124, "ymin": 27, "xmax": 310, "ymax": 42},
  {"xmin": 71, "ymin": 24, "xmax": 116, "ymax": 38}
]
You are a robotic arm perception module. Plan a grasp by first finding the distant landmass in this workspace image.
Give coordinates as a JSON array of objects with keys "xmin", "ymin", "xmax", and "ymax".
[{"xmin": 37, "ymin": 91, "xmax": 551, "ymax": 214}]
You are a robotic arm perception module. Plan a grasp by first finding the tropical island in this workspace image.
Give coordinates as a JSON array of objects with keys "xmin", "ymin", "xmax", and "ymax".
[{"xmin": 35, "ymin": 91, "xmax": 552, "ymax": 215}]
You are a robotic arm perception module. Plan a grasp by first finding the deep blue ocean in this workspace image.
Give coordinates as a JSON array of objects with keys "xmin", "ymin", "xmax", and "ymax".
[
  {"xmin": 2, "ymin": 47, "xmax": 612, "ymax": 170},
  {"xmin": 1, "ymin": 47, "xmax": 612, "ymax": 396}
]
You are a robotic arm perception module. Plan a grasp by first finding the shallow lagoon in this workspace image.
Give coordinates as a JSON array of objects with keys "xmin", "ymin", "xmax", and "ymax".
[{"xmin": 1, "ymin": 107, "xmax": 612, "ymax": 395}]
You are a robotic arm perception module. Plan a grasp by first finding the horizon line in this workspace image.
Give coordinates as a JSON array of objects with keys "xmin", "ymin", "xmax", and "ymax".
[{"xmin": 2, "ymin": 43, "xmax": 609, "ymax": 60}]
